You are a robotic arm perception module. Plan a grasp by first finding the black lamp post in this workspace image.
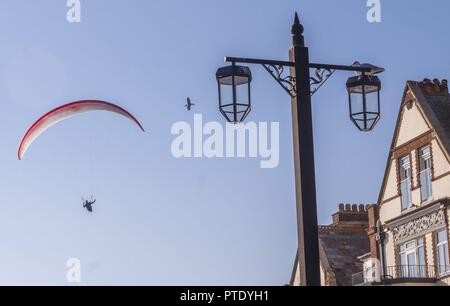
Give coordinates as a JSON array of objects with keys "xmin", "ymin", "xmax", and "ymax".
[{"xmin": 215, "ymin": 12, "xmax": 384, "ymax": 286}]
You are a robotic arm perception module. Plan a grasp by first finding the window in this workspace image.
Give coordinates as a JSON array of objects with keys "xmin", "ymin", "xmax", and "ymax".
[
  {"xmin": 419, "ymin": 146, "xmax": 433, "ymax": 202},
  {"xmin": 436, "ymin": 229, "xmax": 450, "ymax": 276},
  {"xmin": 399, "ymin": 238, "xmax": 426, "ymax": 278},
  {"xmin": 399, "ymin": 155, "xmax": 412, "ymax": 210}
]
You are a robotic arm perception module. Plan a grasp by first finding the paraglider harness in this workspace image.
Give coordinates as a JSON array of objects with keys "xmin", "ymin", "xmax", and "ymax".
[{"xmin": 83, "ymin": 196, "xmax": 96, "ymax": 212}]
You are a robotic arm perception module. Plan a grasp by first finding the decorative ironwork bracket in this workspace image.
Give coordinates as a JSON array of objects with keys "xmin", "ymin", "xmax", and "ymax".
[
  {"xmin": 310, "ymin": 68, "xmax": 335, "ymax": 96},
  {"xmin": 261, "ymin": 64, "xmax": 336, "ymax": 97},
  {"xmin": 262, "ymin": 64, "xmax": 297, "ymax": 98},
  {"xmin": 224, "ymin": 56, "xmax": 372, "ymax": 98}
]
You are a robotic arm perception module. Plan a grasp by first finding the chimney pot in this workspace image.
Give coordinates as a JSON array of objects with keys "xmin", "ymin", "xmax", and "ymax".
[{"xmin": 419, "ymin": 78, "xmax": 449, "ymax": 96}]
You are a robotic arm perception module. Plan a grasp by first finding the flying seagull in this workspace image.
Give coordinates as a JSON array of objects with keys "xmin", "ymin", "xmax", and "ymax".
[{"xmin": 185, "ymin": 97, "xmax": 195, "ymax": 111}]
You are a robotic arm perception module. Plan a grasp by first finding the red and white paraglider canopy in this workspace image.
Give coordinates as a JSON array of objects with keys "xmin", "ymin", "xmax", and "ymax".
[{"xmin": 18, "ymin": 100, "xmax": 145, "ymax": 160}]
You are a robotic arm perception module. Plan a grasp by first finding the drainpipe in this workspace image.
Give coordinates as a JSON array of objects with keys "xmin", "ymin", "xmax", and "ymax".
[{"xmin": 375, "ymin": 220, "xmax": 386, "ymax": 282}]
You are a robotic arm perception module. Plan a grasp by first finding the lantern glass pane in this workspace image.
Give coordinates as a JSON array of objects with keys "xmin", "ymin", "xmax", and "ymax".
[
  {"xmin": 220, "ymin": 105, "xmax": 235, "ymax": 122},
  {"xmin": 218, "ymin": 76, "xmax": 233, "ymax": 86},
  {"xmin": 219, "ymin": 83, "xmax": 233, "ymax": 107},
  {"xmin": 236, "ymin": 83, "xmax": 249, "ymax": 106},
  {"xmin": 236, "ymin": 104, "xmax": 249, "ymax": 115},
  {"xmin": 234, "ymin": 75, "xmax": 250, "ymax": 86},
  {"xmin": 356, "ymin": 121, "xmax": 366, "ymax": 131},
  {"xmin": 365, "ymin": 91, "xmax": 379, "ymax": 114},
  {"xmin": 350, "ymin": 91, "xmax": 364, "ymax": 116},
  {"xmin": 350, "ymin": 84, "xmax": 379, "ymax": 94}
]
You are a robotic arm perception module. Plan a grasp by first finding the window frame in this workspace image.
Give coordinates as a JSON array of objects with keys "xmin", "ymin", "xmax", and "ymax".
[
  {"xmin": 418, "ymin": 145, "xmax": 433, "ymax": 203},
  {"xmin": 399, "ymin": 155, "xmax": 413, "ymax": 210},
  {"xmin": 435, "ymin": 229, "xmax": 450, "ymax": 277},
  {"xmin": 398, "ymin": 237, "xmax": 427, "ymax": 278}
]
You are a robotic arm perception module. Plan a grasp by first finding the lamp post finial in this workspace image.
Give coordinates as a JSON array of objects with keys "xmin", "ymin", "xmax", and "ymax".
[{"xmin": 292, "ymin": 12, "xmax": 304, "ymax": 46}]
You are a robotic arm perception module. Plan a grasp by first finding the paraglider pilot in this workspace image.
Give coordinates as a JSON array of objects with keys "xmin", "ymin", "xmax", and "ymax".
[{"xmin": 83, "ymin": 196, "xmax": 96, "ymax": 212}]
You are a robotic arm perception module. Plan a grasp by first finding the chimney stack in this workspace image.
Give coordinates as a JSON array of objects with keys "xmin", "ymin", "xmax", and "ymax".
[{"xmin": 332, "ymin": 203, "xmax": 373, "ymax": 227}]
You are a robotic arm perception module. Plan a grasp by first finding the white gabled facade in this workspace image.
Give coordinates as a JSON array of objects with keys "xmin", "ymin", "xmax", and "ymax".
[{"xmin": 364, "ymin": 79, "xmax": 450, "ymax": 286}]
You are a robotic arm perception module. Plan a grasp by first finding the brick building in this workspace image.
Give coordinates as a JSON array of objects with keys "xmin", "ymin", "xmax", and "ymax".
[{"xmin": 290, "ymin": 204, "xmax": 372, "ymax": 286}]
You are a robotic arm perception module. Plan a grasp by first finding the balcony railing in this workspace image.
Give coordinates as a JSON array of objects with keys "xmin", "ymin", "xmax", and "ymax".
[
  {"xmin": 385, "ymin": 265, "xmax": 436, "ymax": 279},
  {"xmin": 352, "ymin": 271, "xmax": 365, "ymax": 286},
  {"xmin": 352, "ymin": 265, "xmax": 438, "ymax": 286}
]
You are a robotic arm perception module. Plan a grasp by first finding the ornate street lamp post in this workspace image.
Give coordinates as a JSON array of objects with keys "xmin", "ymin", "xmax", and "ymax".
[{"xmin": 215, "ymin": 12, "xmax": 384, "ymax": 286}]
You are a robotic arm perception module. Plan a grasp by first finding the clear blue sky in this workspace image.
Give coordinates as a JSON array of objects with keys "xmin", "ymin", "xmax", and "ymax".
[{"xmin": 0, "ymin": 0, "xmax": 449, "ymax": 285}]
